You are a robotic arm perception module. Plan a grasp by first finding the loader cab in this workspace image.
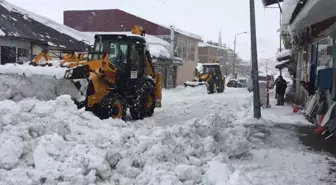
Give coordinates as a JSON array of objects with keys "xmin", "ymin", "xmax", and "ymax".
[
  {"xmin": 89, "ymin": 34, "xmax": 146, "ymax": 78},
  {"xmin": 198, "ymin": 63, "xmax": 222, "ymax": 79},
  {"xmin": 89, "ymin": 34, "xmax": 147, "ymax": 92}
]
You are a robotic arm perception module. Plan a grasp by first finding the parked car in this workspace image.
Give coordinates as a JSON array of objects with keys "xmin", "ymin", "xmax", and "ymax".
[{"xmin": 227, "ymin": 79, "xmax": 243, "ymax": 88}]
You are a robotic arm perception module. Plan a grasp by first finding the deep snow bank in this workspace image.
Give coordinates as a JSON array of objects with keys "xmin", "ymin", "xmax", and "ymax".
[
  {"xmin": 0, "ymin": 94, "xmax": 255, "ymax": 185},
  {"xmin": 0, "ymin": 74, "xmax": 87, "ymax": 102},
  {"xmin": 0, "ymin": 63, "xmax": 88, "ymax": 102}
]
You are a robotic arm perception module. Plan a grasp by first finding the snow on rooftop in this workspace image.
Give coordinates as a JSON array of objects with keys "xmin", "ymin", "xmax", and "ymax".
[
  {"xmin": 147, "ymin": 44, "xmax": 170, "ymax": 59},
  {"xmin": 198, "ymin": 42, "xmax": 224, "ymax": 49},
  {"xmin": 173, "ymin": 27, "xmax": 202, "ymax": 40},
  {"xmin": 1, "ymin": 0, "xmax": 90, "ymax": 42},
  {"xmin": 276, "ymin": 49, "xmax": 292, "ymax": 60},
  {"xmin": 0, "ymin": 29, "xmax": 5, "ymax": 36},
  {"xmin": 281, "ymin": 0, "xmax": 300, "ymax": 25},
  {"xmin": 160, "ymin": 24, "xmax": 202, "ymax": 40}
]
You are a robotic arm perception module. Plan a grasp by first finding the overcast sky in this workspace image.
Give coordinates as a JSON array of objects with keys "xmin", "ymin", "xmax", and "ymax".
[{"xmin": 10, "ymin": 0, "xmax": 281, "ymax": 60}]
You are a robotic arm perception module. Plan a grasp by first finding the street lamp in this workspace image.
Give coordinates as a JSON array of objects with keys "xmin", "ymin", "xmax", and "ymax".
[{"xmin": 233, "ymin": 31, "xmax": 247, "ymax": 78}]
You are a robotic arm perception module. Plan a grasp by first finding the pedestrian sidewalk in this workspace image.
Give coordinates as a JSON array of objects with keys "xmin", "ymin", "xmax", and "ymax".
[{"xmin": 236, "ymin": 92, "xmax": 335, "ymax": 156}]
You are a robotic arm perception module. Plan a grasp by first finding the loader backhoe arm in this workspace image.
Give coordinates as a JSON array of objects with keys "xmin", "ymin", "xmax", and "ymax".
[{"xmin": 32, "ymin": 50, "xmax": 52, "ymax": 63}]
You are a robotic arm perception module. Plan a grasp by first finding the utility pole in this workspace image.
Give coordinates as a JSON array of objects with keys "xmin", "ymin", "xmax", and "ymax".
[
  {"xmin": 249, "ymin": 0, "xmax": 261, "ymax": 118},
  {"xmin": 233, "ymin": 37, "xmax": 236, "ymax": 78}
]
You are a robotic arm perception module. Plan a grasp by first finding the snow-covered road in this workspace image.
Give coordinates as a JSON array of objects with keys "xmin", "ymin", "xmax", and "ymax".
[
  {"xmin": 0, "ymin": 86, "xmax": 335, "ymax": 185},
  {"xmin": 149, "ymin": 86, "xmax": 251, "ymax": 126}
]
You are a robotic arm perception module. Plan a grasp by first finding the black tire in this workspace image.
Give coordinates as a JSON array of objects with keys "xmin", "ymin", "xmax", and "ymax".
[
  {"xmin": 130, "ymin": 81, "xmax": 156, "ymax": 120},
  {"xmin": 98, "ymin": 94, "xmax": 127, "ymax": 120},
  {"xmin": 216, "ymin": 79, "xmax": 225, "ymax": 93},
  {"xmin": 208, "ymin": 83, "xmax": 215, "ymax": 94}
]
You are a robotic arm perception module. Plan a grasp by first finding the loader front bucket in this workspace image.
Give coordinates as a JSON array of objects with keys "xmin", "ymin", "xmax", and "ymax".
[
  {"xmin": 0, "ymin": 63, "xmax": 89, "ymax": 103},
  {"xmin": 64, "ymin": 65, "xmax": 90, "ymax": 79},
  {"xmin": 184, "ymin": 81, "xmax": 207, "ymax": 87}
]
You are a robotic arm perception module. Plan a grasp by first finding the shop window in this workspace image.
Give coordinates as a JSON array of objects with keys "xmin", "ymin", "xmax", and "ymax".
[
  {"xmin": 177, "ymin": 39, "xmax": 187, "ymax": 60},
  {"xmin": 317, "ymin": 38, "xmax": 330, "ymax": 67},
  {"xmin": 18, "ymin": 48, "xmax": 28, "ymax": 57},
  {"xmin": 187, "ymin": 41, "xmax": 195, "ymax": 61},
  {"xmin": 1, "ymin": 46, "xmax": 16, "ymax": 64}
]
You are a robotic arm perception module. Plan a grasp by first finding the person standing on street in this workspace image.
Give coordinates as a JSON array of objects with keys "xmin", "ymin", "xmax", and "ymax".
[{"xmin": 275, "ymin": 76, "xmax": 287, "ymax": 106}]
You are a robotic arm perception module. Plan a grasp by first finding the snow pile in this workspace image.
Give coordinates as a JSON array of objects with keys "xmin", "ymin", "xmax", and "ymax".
[
  {"xmin": 0, "ymin": 94, "xmax": 254, "ymax": 185},
  {"xmin": 0, "ymin": 28, "xmax": 5, "ymax": 36},
  {"xmin": 0, "ymin": 71, "xmax": 87, "ymax": 102},
  {"xmin": 281, "ymin": 0, "xmax": 300, "ymax": 25},
  {"xmin": 0, "ymin": 63, "xmax": 66, "ymax": 78},
  {"xmin": 147, "ymin": 44, "xmax": 170, "ymax": 59},
  {"xmin": 0, "ymin": 86, "xmax": 335, "ymax": 184}
]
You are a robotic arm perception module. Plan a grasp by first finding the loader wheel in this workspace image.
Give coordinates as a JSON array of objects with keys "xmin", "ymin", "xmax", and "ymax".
[
  {"xmin": 99, "ymin": 94, "xmax": 126, "ymax": 120},
  {"xmin": 130, "ymin": 82, "xmax": 156, "ymax": 120},
  {"xmin": 207, "ymin": 83, "xmax": 215, "ymax": 94},
  {"xmin": 216, "ymin": 79, "xmax": 225, "ymax": 93}
]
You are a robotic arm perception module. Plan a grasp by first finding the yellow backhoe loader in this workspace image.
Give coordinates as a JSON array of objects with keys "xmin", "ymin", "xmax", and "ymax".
[
  {"xmin": 184, "ymin": 62, "xmax": 225, "ymax": 94},
  {"xmin": 0, "ymin": 25, "xmax": 162, "ymax": 120}
]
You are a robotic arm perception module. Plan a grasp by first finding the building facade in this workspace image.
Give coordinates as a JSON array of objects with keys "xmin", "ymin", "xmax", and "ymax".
[
  {"xmin": 265, "ymin": 0, "xmax": 336, "ymax": 136},
  {"xmin": 198, "ymin": 42, "xmax": 227, "ymax": 75},
  {"xmin": 0, "ymin": 1, "xmax": 88, "ymax": 64},
  {"xmin": 63, "ymin": 9, "xmax": 202, "ymax": 87}
]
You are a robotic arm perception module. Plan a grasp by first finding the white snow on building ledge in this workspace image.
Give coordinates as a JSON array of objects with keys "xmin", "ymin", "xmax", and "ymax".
[
  {"xmin": 198, "ymin": 42, "xmax": 224, "ymax": 49},
  {"xmin": 281, "ymin": 0, "xmax": 300, "ymax": 25},
  {"xmin": 289, "ymin": 0, "xmax": 336, "ymax": 32}
]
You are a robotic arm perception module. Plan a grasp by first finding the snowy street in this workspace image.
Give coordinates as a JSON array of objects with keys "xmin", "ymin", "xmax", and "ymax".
[{"xmin": 0, "ymin": 86, "xmax": 335, "ymax": 185}]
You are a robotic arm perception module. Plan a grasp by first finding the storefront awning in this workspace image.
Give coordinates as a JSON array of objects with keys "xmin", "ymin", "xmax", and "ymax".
[
  {"xmin": 173, "ymin": 57, "xmax": 183, "ymax": 66},
  {"xmin": 275, "ymin": 59, "xmax": 292, "ymax": 69},
  {"xmin": 290, "ymin": 0, "xmax": 336, "ymax": 32},
  {"xmin": 262, "ymin": 0, "xmax": 283, "ymax": 6},
  {"xmin": 276, "ymin": 49, "xmax": 292, "ymax": 61}
]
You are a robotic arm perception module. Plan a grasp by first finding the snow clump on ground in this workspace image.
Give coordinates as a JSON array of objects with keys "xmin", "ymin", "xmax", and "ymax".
[{"xmin": 0, "ymin": 94, "xmax": 254, "ymax": 185}]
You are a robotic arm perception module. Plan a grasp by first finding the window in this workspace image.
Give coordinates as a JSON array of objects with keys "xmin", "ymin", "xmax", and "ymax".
[
  {"xmin": 317, "ymin": 38, "xmax": 330, "ymax": 67},
  {"xmin": 109, "ymin": 43, "xmax": 116, "ymax": 58},
  {"xmin": 89, "ymin": 36, "xmax": 128, "ymax": 68},
  {"xmin": 187, "ymin": 41, "xmax": 195, "ymax": 61},
  {"xmin": 177, "ymin": 39, "xmax": 187, "ymax": 60},
  {"xmin": 18, "ymin": 48, "xmax": 28, "ymax": 57},
  {"xmin": 1, "ymin": 46, "xmax": 16, "ymax": 64},
  {"xmin": 130, "ymin": 40, "xmax": 145, "ymax": 77}
]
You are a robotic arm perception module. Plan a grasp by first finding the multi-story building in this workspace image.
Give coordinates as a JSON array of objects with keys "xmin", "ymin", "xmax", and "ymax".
[
  {"xmin": 198, "ymin": 41, "xmax": 248, "ymax": 77},
  {"xmin": 0, "ymin": 1, "xmax": 88, "ymax": 64},
  {"xmin": 63, "ymin": 9, "xmax": 202, "ymax": 87},
  {"xmin": 198, "ymin": 41, "xmax": 228, "ymax": 75}
]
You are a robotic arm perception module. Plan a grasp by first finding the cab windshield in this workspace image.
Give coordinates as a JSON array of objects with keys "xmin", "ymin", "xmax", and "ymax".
[
  {"xmin": 202, "ymin": 66, "xmax": 216, "ymax": 74},
  {"xmin": 89, "ymin": 36, "xmax": 128, "ymax": 68}
]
